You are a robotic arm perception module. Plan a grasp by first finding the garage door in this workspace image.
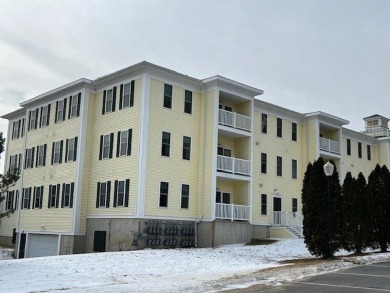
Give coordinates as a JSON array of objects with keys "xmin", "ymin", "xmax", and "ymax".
[{"xmin": 28, "ymin": 234, "xmax": 59, "ymax": 258}]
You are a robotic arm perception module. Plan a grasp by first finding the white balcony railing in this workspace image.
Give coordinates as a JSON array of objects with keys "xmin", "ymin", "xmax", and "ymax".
[
  {"xmin": 218, "ymin": 109, "xmax": 251, "ymax": 132},
  {"xmin": 271, "ymin": 211, "xmax": 303, "ymax": 237},
  {"xmin": 319, "ymin": 137, "xmax": 340, "ymax": 154},
  {"xmin": 217, "ymin": 155, "xmax": 251, "ymax": 176},
  {"xmin": 215, "ymin": 203, "xmax": 250, "ymax": 221}
]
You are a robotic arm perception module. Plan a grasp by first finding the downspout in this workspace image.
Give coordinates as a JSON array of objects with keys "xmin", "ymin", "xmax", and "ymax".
[{"xmin": 195, "ymin": 83, "xmax": 207, "ymax": 247}]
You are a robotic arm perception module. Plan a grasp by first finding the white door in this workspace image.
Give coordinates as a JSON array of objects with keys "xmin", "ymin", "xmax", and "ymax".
[{"xmin": 28, "ymin": 234, "xmax": 59, "ymax": 258}]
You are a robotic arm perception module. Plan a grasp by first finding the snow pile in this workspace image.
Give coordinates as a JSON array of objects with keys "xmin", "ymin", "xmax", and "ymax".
[
  {"xmin": 0, "ymin": 246, "xmax": 14, "ymax": 260},
  {"xmin": 0, "ymin": 239, "xmax": 389, "ymax": 293}
]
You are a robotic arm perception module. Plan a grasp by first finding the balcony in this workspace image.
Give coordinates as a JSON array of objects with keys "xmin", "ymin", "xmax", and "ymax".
[
  {"xmin": 217, "ymin": 155, "xmax": 250, "ymax": 176},
  {"xmin": 319, "ymin": 137, "xmax": 340, "ymax": 154},
  {"xmin": 218, "ymin": 109, "xmax": 251, "ymax": 132},
  {"xmin": 215, "ymin": 203, "xmax": 250, "ymax": 221}
]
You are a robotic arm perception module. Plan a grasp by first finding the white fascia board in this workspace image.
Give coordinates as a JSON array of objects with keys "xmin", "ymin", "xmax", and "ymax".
[
  {"xmin": 304, "ymin": 111, "xmax": 349, "ymax": 127},
  {"xmin": 343, "ymin": 128, "xmax": 379, "ymax": 144},
  {"xmin": 254, "ymin": 99, "xmax": 304, "ymax": 123},
  {"xmin": 1, "ymin": 108, "xmax": 27, "ymax": 120},
  {"xmin": 202, "ymin": 75, "xmax": 263, "ymax": 98},
  {"xmin": 20, "ymin": 79, "xmax": 94, "ymax": 108}
]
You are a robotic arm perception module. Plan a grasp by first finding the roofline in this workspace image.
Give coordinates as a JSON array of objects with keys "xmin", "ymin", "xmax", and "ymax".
[
  {"xmin": 304, "ymin": 111, "xmax": 349, "ymax": 126},
  {"xmin": 342, "ymin": 127, "xmax": 378, "ymax": 143},
  {"xmin": 254, "ymin": 98, "xmax": 303, "ymax": 122},
  {"xmin": 202, "ymin": 75, "xmax": 263, "ymax": 97},
  {"xmin": 20, "ymin": 78, "xmax": 93, "ymax": 107},
  {"xmin": 1, "ymin": 108, "xmax": 26, "ymax": 120}
]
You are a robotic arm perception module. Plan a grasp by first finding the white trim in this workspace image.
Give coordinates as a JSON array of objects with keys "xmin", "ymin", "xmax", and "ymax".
[
  {"xmin": 179, "ymin": 182, "xmax": 190, "ymax": 209},
  {"xmin": 136, "ymin": 74, "xmax": 150, "ymax": 217},
  {"xmin": 249, "ymin": 99, "xmax": 254, "ymax": 224},
  {"xmin": 72, "ymin": 89, "xmax": 89, "ymax": 234},
  {"xmin": 158, "ymin": 180, "xmax": 170, "ymax": 208},
  {"xmin": 211, "ymin": 89, "xmax": 219, "ymax": 220},
  {"xmin": 86, "ymin": 215, "xmax": 198, "ymax": 221}
]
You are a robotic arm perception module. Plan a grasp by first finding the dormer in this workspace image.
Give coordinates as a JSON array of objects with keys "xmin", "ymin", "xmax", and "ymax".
[{"xmin": 362, "ymin": 114, "xmax": 389, "ymax": 138}]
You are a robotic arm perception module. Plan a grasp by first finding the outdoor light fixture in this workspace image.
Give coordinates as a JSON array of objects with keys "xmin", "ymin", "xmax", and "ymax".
[{"xmin": 323, "ymin": 161, "xmax": 334, "ymax": 259}]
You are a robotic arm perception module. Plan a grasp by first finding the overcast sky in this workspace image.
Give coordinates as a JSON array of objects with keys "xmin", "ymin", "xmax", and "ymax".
[{"xmin": 1, "ymin": 0, "xmax": 390, "ymax": 164}]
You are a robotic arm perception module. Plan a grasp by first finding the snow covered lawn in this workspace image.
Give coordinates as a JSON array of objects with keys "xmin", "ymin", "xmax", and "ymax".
[{"xmin": 1, "ymin": 239, "xmax": 389, "ymax": 293}]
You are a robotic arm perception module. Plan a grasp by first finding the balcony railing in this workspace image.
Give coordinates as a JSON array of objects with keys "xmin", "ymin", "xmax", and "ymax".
[
  {"xmin": 319, "ymin": 137, "xmax": 340, "ymax": 154},
  {"xmin": 218, "ymin": 109, "xmax": 251, "ymax": 132},
  {"xmin": 217, "ymin": 155, "xmax": 251, "ymax": 176},
  {"xmin": 271, "ymin": 211, "xmax": 303, "ymax": 237},
  {"xmin": 215, "ymin": 203, "xmax": 250, "ymax": 221}
]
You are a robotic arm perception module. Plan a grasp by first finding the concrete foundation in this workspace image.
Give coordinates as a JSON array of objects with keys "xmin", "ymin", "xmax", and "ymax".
[
  {"xmin": 0, "ymin": 235, "xmax": 14, "ymax": 248},
  {"xmin": 251, "ymin": 225, "xmax": 270, "ymax": 239},
  {"xmin": 60, "ymin": 235, "xmax": 86, "ymax": 255}
]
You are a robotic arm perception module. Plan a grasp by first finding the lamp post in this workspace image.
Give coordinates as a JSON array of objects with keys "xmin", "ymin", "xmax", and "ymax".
[{"xmin": 323, "ymin": 161, "xmax": 334, "ymax": 259}]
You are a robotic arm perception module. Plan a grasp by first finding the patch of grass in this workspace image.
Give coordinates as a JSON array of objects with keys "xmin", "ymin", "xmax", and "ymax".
[{"xmin": 246, "ymin": 239, "xmax": 278, "ymax": 246}]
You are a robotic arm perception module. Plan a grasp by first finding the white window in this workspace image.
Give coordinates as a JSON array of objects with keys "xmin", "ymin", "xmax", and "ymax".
[
  {"xmin": 70, "ymin": 94, "xmax": 79, "ymax": 118},
  {"xmin": 12, "ymin": 120, "xmax": 20, "ymax": 139},
  {"xmin": 9, "ymin": 155, "xmax": 17, "ymax": 173},
  {"xmin": 66, "ymin": 137, "xmax": 77, "ymax": 162},
  {"xmin": 29, "ymin": 109, "xmax": 38, "ymax": 130},
  {"xmin": 117, "ymin": 129, "xmax": 132, "ymax": 157},
  {"xmin": 33, "ymin": 186, "xmax": 43, "ymax": 209},
  {"xmin": 22, "ymin": 188, "xmax": 31, "ymax": 209},
  {"xmin": 97, "ymin": 181, "xmax": 110, "ymax": 207},
  {"xmin": 116, "ymin": 180, "xmax": 125, "ymax": 207},
  {"xmin": 102, "ymin": 134, "xmax": 111, "ymax": 159},
  {"xmin": 40, "ymin": 105, "xmax": 49, "ymax": 127},
  {"xmin": 122, "ymin": 83, "xmax": 131, "ymax": 108},
  {"xmin": 52, "ymin": 141, "xmax": 62, "ymax": 164},
  {"xmin": 63, "ymin": 183, "xmax": 71, "ymax": 207},
  {"xmin": 37, "ymin": 145, "xmax": 46, "ymax": 167},
  {"xmin": 25, "ymin": 148, "xmax": 34, "ymax": 169},
  {"xmin": 49, "ymin": 184, "xmax": 59, "ymax": 208},
  {"xmin": 105, "ymin": 89, "xmax": 113, "ymax": 113},
  {"xmin": 56, "ymin": 99, "xmax": 65, "ymax": 122},
  {"xmin": 6, "ymin": 191, "xmax": 14, "ymax": 210}
]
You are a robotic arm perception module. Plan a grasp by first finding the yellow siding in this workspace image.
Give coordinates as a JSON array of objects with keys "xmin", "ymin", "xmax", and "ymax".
[
  {"xmin": 86, "ymin": 79, "xmax": 142, "ymax": 216},
  {"xmin": 307, "ymin": 122, "xmax": 318, "ymax": 162},
  {"xmin": 252, "ymin": 110, "xmax": 302, "ymax": 224},
  {"xmin": 144, "ymin": 79, "xmax": 202, "ymax": 219},
  {"xmin": 19, "ymin": 98, "xmax": 81, "ymax": 232}
]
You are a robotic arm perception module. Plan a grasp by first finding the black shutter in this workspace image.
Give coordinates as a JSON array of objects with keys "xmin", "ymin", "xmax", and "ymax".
[
  {"xmin": 12, "ymin": 122, "xmax": 15, "ymax": 139},
  {"xmin": 15, "ymin": 190, "xmax": 19, "ymax": 210},
  {"xmin": 31, "ymin": 147, "xmax": 35, "ymax": 169},
  {"xmin": 119, "ymin": 84, "xmax": 123, "ymax": 110},
  {"xmin": 109, "ymin": 133, "xmax": 114, "ymax": 159},
  {"xmin": 74, "ymin": 137, "xmax": 78, "ymax": 161},
  {"xmin": 28, "ymin": 111, "xmax": 31, "ymax": 131},
  {"xmin": 56, "ymin": 184, "xmax": 60, "ymax": 208},
  {"xmin": 68, "ymin": 95, "xmax": 72, "ymax": 119},
  {"xmin": 96, "ymin": 182, "xmax": 100, "ymax": 208},
  {"xmin": 112, "ymin": 87, "xmax": 116, "ymax": 112},
  {"xmin": 102, "ymin": 90, "xmax": 106, "ymax": 114},
  {"xmin": 48, "ymin": 185, "xmax": 52, "ymax": 208},
  {"xmin": 77, "ymin": 93, "xmax": 81, "ymax": 117},
  {"xmin": 127, "ymin": 129, "xmax": 132, "ymax": 156},
  {"xmin": 18, "ymin": 153, "xmax": 22, "ymax": 172},
  {"xmin": 63, "ymin": 98, "xmax": 67, "ymax": 121},
  {"xmin": 34, "ymin": 108, "xmax": 39, "ymax": 129},
  {"xmin": 47, "ymin": 104, "xmax": 51, "ymax": 126},
  {"xmin": 39, "ymin": 186, "xmax": 43, "ymax": 209},
  {"xmin": 130, "ymin": 80, "xmax": 135, "ymax": 107},
  {"xmin": 32, "ymin": 187, "xmax": 36, "ymax": 209},
  {"xmin": 65, "ymin": 139, "xmax": 69, "ymax": 162},
  {"xmin": 99, "ymin": 135, "xmax": 103, "ymax": 160},
  {"xmin": 35, "ymin": 146, "xmax": 39, "ymax": 167},
  {"xmin": 39, "ymin": 107, "xmax": 43, "ymax": 128},
  {"xmin": 125, "ymin": 179, "xmax": 130, "ymax": 207},
  {"xmin": 21, "ymin": 188, "xmax": 24, "ymax": 210},
  {"xmin": 43, "ymin": 144, "xmax": 47, "ymax": 166},
  {"xmin": 24, "ymin": 150, "xmax": 28, "ymax": 169},
  {"xmin": 116, "ymin": 131, "xmax": 121, "ymax": 157},
  {"xmin": 55, "ymin": 101, "xmax": 59, "ymax": 123},
  {"xmin": 113, "ymin": 180, "xmax": 118, "ymax": 207},
  {"xmin": 21, "ymin": 118, "xmax": 25, "ymax": 137},
  {"xmin": 29, "ymin": 187, "xmax": 32, "ymax": 209},
  {"xmin": 17, "ymin": 120, "xmax": 21, "ymax": 138},
  {"xmin": 106, "ymin": 181, "xmax": 111, "ymax": 208},
  {"xmin": 70, "ymin": 182, "xmax": 74, "ymax": 208},
  {"xmin": 51, "ymin": 142, "xmax": 55, "ymax": 165},
  {"xmin": 61, "ymin": 183, "xmax": 65, "ymax": 208},
  {"xmin": 59, "ymin": 140, "xmax": 63, "ymax": 164}
]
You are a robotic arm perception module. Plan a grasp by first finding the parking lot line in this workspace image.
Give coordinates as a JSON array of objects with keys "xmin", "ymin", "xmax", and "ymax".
[
  {"xmin": 335, "ymin": 272, "xmax": 390, "ymax": 278},
  {"xmin": 299, "ymin": 281, "xmax": 390, "ymax": 291}
]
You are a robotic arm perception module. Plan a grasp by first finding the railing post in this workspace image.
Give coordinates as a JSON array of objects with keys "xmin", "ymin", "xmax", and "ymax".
[{"xmin": 231, "ymin": 204, "xmax": 234, "ymax": 221}]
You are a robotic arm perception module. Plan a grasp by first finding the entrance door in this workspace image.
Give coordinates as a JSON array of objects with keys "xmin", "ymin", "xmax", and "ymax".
[
  {"xmin": 93, "ymin": 231, "xmax": 107, "ymax": 252},
  {"xmin": 19, "ymin": 233, "xmax": 26, "ymax": 259},
  {"xmin": 273, "ymin": 197, "xmax": 282, "ymax": 225}
]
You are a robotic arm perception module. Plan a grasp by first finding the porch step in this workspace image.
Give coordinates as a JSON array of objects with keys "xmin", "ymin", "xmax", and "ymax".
[{"xmin": 285, "ymin": 226, "xmax": 303, "ymax": 238}]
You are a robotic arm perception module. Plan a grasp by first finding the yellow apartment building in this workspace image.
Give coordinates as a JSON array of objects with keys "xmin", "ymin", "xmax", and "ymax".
[{"xmin": 1, "ymin": 62, "xmax": 390, "ymax": 258}]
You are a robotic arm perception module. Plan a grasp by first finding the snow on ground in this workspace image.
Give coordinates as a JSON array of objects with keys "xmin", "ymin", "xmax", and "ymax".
[{"xmin": 0, "ymin": 239, "xmax": 389, "ymax": 293}]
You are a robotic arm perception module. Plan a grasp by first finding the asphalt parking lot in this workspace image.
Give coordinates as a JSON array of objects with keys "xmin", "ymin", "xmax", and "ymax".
[{"xmin": 232, "ymin": 261, "xmax": 390, "ymax": 292}]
